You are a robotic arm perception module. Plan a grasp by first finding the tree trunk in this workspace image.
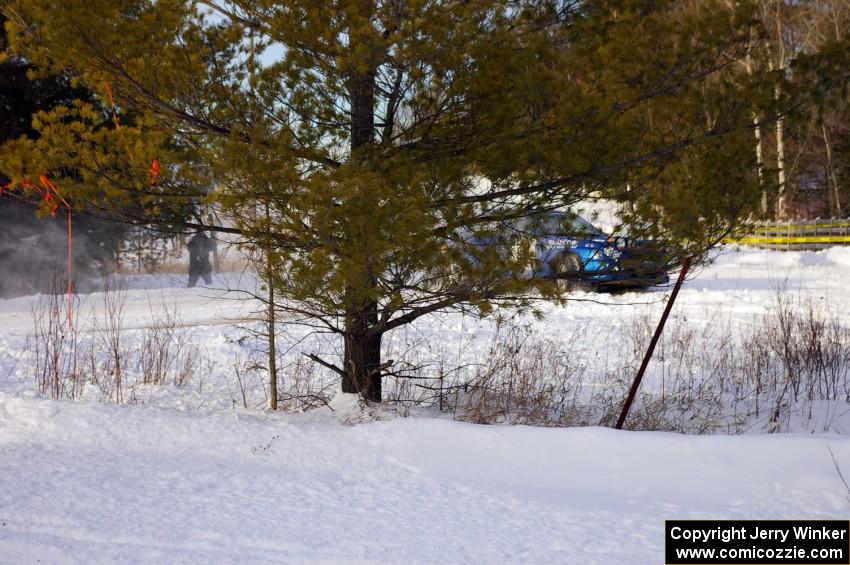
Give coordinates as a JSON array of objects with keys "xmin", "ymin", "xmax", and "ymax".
[
  {"xmin": 755, "ymin": 117, "xmax": 767, "ymax": 215},
  {"xmin": 343, "ymin": 12, "xmax": 382, "ymax": 401},
  {"xmin": 342, "ymin": 326, "xmax": 383, "ymax": 402},
  {"xmin": 266, "ymin": 247, "xmax": 278, "ymax": 410},
  {"xmin": 771, "ymin": 10, "xmax": 788, "ymax": 220},
  {"xmin": 350, "ymin": 72, "xmax": 375, "ymax": 151},
  {"xmin": 775, "ymin": 106, "xmax": 787, "ymax": 219},
  {"xmin": 822, "ymin": 122, "xmax": 842, "ymax": 216},
  {"xmin": 744, "ymin": 48, "xmax": 767, "ymax": 215}
]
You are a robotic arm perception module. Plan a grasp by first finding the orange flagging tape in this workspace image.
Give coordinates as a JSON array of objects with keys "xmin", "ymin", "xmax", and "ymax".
[
  {"xmin": 146, "ymin": 159, "xmax": 159, "ymax": 184},
  {"xmin": 104, "ymin": 82, "xmax": 160, "ymax": 182},
  {"xmin": 37, "ymin": 176, "xmax": 74, "ymax": 326},
  {"xmin": 105, "ymin": 82, "xmax": 121, "ymax": 130}
]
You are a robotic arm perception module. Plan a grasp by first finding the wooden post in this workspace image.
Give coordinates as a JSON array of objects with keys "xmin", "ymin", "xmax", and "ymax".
[{"xmin": 615, "ymin": 257, "xmax": 692, "ymax": 430}]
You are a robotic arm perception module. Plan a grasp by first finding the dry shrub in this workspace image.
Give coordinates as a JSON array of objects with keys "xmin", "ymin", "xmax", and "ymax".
[
  {"xmin": 440, "ymin": 324, "xmax": 584, "ymax": 426},
  {"xmin": 89, "ymin": 275, "xmax": 128, "ymax": 403},
  {"xmin": 378, "ymin": 291, "xmax": 850, "ymax": 434},
  {"xmin": 228, "ymin": 340, "xmax": 336, "ymax": 411},
  {"xmin": 29, "ymin": 275, "xmax": 83, "ymax": 399},
  {"xmin": 726, "ymin": 296, "xmax": 850, "ymax": 433},
  {"xmin": 138, "ymin": 300, "xmax": 200, "ymax": 386},
  {"xmin": 381, "ymin": 322, "xmax": 610, "ymax": 427},
  {"xmin": 27, "ymin": 275, "xmax": 204, "ymax": 404},
  {"xmin": 26, "ymin": 274, "xmax": 850, "ymax": 434},
  {"xmin": 278, "ymin": 354, "xmax": 336, "ymax": 410}
]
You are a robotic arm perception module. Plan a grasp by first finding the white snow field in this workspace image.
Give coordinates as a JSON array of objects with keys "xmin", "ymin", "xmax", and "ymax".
[{"xmin": 1, "ymin": 246, "xmax": 850, "ymax": 564}]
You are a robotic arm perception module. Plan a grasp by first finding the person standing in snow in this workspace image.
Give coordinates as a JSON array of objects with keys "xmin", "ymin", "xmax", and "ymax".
[{"xmin": 187, "ymin": 231, "xmax": 216, "ymax": 287}]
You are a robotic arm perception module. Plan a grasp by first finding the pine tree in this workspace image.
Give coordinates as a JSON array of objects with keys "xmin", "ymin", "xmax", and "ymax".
[
  {"xmin": 0, "ymin": 13, "xmax": 130, "ymax": 296},
  {"xmin": 1, "ymin": 0, "xmax": 795, "ymax": 400}
]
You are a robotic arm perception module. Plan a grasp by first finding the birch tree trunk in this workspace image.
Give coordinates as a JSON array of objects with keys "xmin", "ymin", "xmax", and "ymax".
[
  {"xmin": 822, "ymin": 122, "xmax": 842, "ymax": 216},
  {"xmin": 744, "ymin": 50, "xmax": 767, "ymax": 215},
  {"xmin": 770, "ymin": 3, "xmax": 788, "ymax": 220},
  {"xmin": 775, "ymin": 90, "xmax": 787, "ymax": 219}
]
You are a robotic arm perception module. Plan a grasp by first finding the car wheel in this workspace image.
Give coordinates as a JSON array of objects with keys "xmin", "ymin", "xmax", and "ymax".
[{"xmin": 551, "ymin": 251, "xmax": 584, "ymax": 292}]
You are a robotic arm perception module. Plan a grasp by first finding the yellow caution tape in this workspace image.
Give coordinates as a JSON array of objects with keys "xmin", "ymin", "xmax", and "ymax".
[
  {"xmin": 752, "ymin": 222, "xmax": 850, "ymax": 232},
  {"xmin": 728, "ymin": 235, "xmax": 850, "ymax": 244}
]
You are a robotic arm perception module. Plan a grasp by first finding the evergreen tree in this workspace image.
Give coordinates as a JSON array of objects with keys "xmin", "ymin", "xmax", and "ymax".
[
  {"xmin": 0, "ymin": 13, "xmax": 129, "ymax": 296},
  {"xmin": 1, "ymin": 0, "xmax": 804, "ymax": 400}
]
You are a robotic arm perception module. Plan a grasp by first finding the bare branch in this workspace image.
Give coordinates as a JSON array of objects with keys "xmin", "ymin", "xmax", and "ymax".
[{"xmin": 304, "ymin": 353, "xmax": 345, "ymax": 377}]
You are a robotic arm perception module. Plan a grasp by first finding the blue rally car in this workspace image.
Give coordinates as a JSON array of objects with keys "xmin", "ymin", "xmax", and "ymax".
[{"xmin": 521, "ymin": 211, "xmax": 670, "ymax": 290}]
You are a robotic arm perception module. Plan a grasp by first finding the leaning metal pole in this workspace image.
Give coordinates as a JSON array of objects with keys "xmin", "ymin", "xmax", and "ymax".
[{"xmin": 615, "ymin": 256, "xmax": 692, "ymax": 430}]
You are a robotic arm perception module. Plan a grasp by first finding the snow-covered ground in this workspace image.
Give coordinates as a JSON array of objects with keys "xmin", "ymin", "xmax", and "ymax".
[
  {"xmin": 1, "ymin": 395, "xmax": 848, "ymax": 564},
  {"xmin": 1, "ymin": 246, "xmax": 850, "ymax": 563}
]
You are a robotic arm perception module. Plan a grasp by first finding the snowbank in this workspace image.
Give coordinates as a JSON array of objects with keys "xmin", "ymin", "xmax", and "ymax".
[{"xmin": 1, "ymin": 393, "xmax": 848, "ymax": 564}]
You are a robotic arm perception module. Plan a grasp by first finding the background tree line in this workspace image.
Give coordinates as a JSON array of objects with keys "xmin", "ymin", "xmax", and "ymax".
[{"xmin": 743, "ymin": 0, "xmax": 850, "ymax": 219}]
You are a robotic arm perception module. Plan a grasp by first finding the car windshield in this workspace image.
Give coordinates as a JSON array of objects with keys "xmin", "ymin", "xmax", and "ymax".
[{"xmin": 521, "ymin": 212, "xmax": 604, "ymax": 238}]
